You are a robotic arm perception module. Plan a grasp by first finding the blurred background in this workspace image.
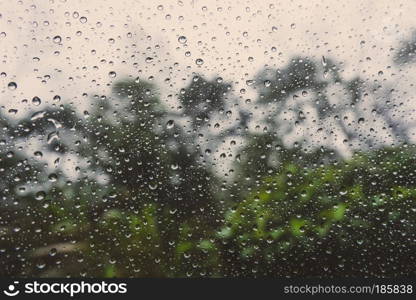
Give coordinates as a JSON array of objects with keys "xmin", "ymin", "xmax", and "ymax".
[{"xmin": 1, "ymin": 0, "xmax": 416, "ymax": 277}]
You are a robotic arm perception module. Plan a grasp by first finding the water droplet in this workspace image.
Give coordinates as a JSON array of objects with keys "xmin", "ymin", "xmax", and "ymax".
[
  {"xmin": 30, "ymin": 111, "xmax": 46, "ymax": 121},
  {"xmin": 36, "ymin": 263, "xmax": 46, "ymax": 269},
  {"xmin": 34, "ymin": 151, "xmax": 43, "ymax": 158},
  {"xmin": 48, "ymin": 118, "xmax": 62, "ymax": 129},
  {"xmin": 32, "ymin": 96, "xmax": 41, "ymax": 106},
  {"xmin": 178, "ymin": 36, "xmax": 187, "ymax": 44},
  {"xmin": 48, "ymin": 173, "xmax": 58, "ymax": 182},
  {"xmin": 49, "ymin": 248, "xmax": 57, "ymax": 256},
  {"xmin": 35, "ymin": 191, "xmax": 46, "ymax": 201},
  {"xmin": 53, "ymin": 35, "xmax": 62, "ymax": 44},
  {"xmin": 108, "ymin": 71, "xmax": 117, "ymax": 78},
  {"xmin": 195, "ymin": 58, "xmax": 204, "ymax": 65},
  {"xmin": 321, "ymin": 56, "xmax": 327, "ymax": 67},
  {"xmin": 47, "ymin": 131, "xmax": 59, "ymax": 144},
  {"xmin": 166, "ymin": 120, "xmax": 175, "ymax": 129},
  {"xmin": 7, "ymin": 82, "xmax": 17, "ymax": 90},
  {"xmin": 149, "ymin": 183, "xmax": 158, "ymax": 190}
]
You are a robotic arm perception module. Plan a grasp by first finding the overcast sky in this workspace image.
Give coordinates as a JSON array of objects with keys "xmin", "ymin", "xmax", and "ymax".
[{"xmin": 1, "ymin": 0, "xmax": 416, "ymax": 155}]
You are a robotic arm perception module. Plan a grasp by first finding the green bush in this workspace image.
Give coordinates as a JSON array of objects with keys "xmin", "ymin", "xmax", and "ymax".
[{"xmin": 218, "ymin": 146, "xmax": 416, "ymax": 277}]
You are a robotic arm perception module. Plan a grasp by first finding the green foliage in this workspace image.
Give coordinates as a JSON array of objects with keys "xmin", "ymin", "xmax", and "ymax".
[
  {"xmin": 1, "ymin": 55, "xmax": 416, "ymax": 278},
  {"xmin": 218, "ymin": 146, "xmax": 416, "ymax": 277}
]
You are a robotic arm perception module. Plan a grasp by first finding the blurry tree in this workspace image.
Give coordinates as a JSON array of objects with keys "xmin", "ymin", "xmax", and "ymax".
[
  {"xmin": 0, "ymin": 75, "xmax": 231, "ymax": 277},
  {"xmin": 231, "ymin": 56, "xmax": 411, "ymax": 201},
  {"xmin": 0, "ymin": 51, "xmax": 415, "ymax": 278},
  {"xmin": 219, "ymin": 145, "xmax": 416, "ymax": 277}
]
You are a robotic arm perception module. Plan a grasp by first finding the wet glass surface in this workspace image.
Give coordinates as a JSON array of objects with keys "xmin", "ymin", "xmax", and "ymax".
[{"xmin": 1, "ymin": 0, "xmax": 416, "ymax": 277}]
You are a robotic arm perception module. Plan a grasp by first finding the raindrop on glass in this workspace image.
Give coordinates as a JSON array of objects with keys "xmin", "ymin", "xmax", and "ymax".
[{"xmin": 7, "ymin": 82, "xmax": 17, "ymax": 90}]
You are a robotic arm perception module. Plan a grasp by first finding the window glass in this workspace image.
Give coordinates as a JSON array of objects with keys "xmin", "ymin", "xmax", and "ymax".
[{"xmin": 1, "ymin": 0, "xmax": 415, "ymax": 277}]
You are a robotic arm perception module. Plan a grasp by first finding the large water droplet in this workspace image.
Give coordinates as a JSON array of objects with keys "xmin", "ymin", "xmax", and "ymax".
[
  {"xmin": 7, "ymin": 82, "xmax": 17, "ymax": 90},
  {"xmin": 35, "ymin": 191, "xmax": 46, "ymax": 201},
  {"xmin": 32, "ymin": 96, "xmax": 41, "ymax": 106},
  {"xmin": 53, "ymin": 35, "xmax": 62, "ymax": 44},
  {"xmin": 49, "ymin": 248, "xmax": 57, "ymax": 257},
  {"xmin": 178, "ymin": 36, "xmax": 187, "ymax": 44},
  {"xmin": 166, "ymin": 120, "xmax": 175, "ymax": 129},
  {"xmin": 48, "ymin": 173, "xmax": 58, "ymax": 182},
  {"xmin": 30, "ymin": 111, "xmax": 46, "ymax": 121},
  {"xmin": 47, "ymin": 131, "xmax": 59, "ymax": 144}
]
